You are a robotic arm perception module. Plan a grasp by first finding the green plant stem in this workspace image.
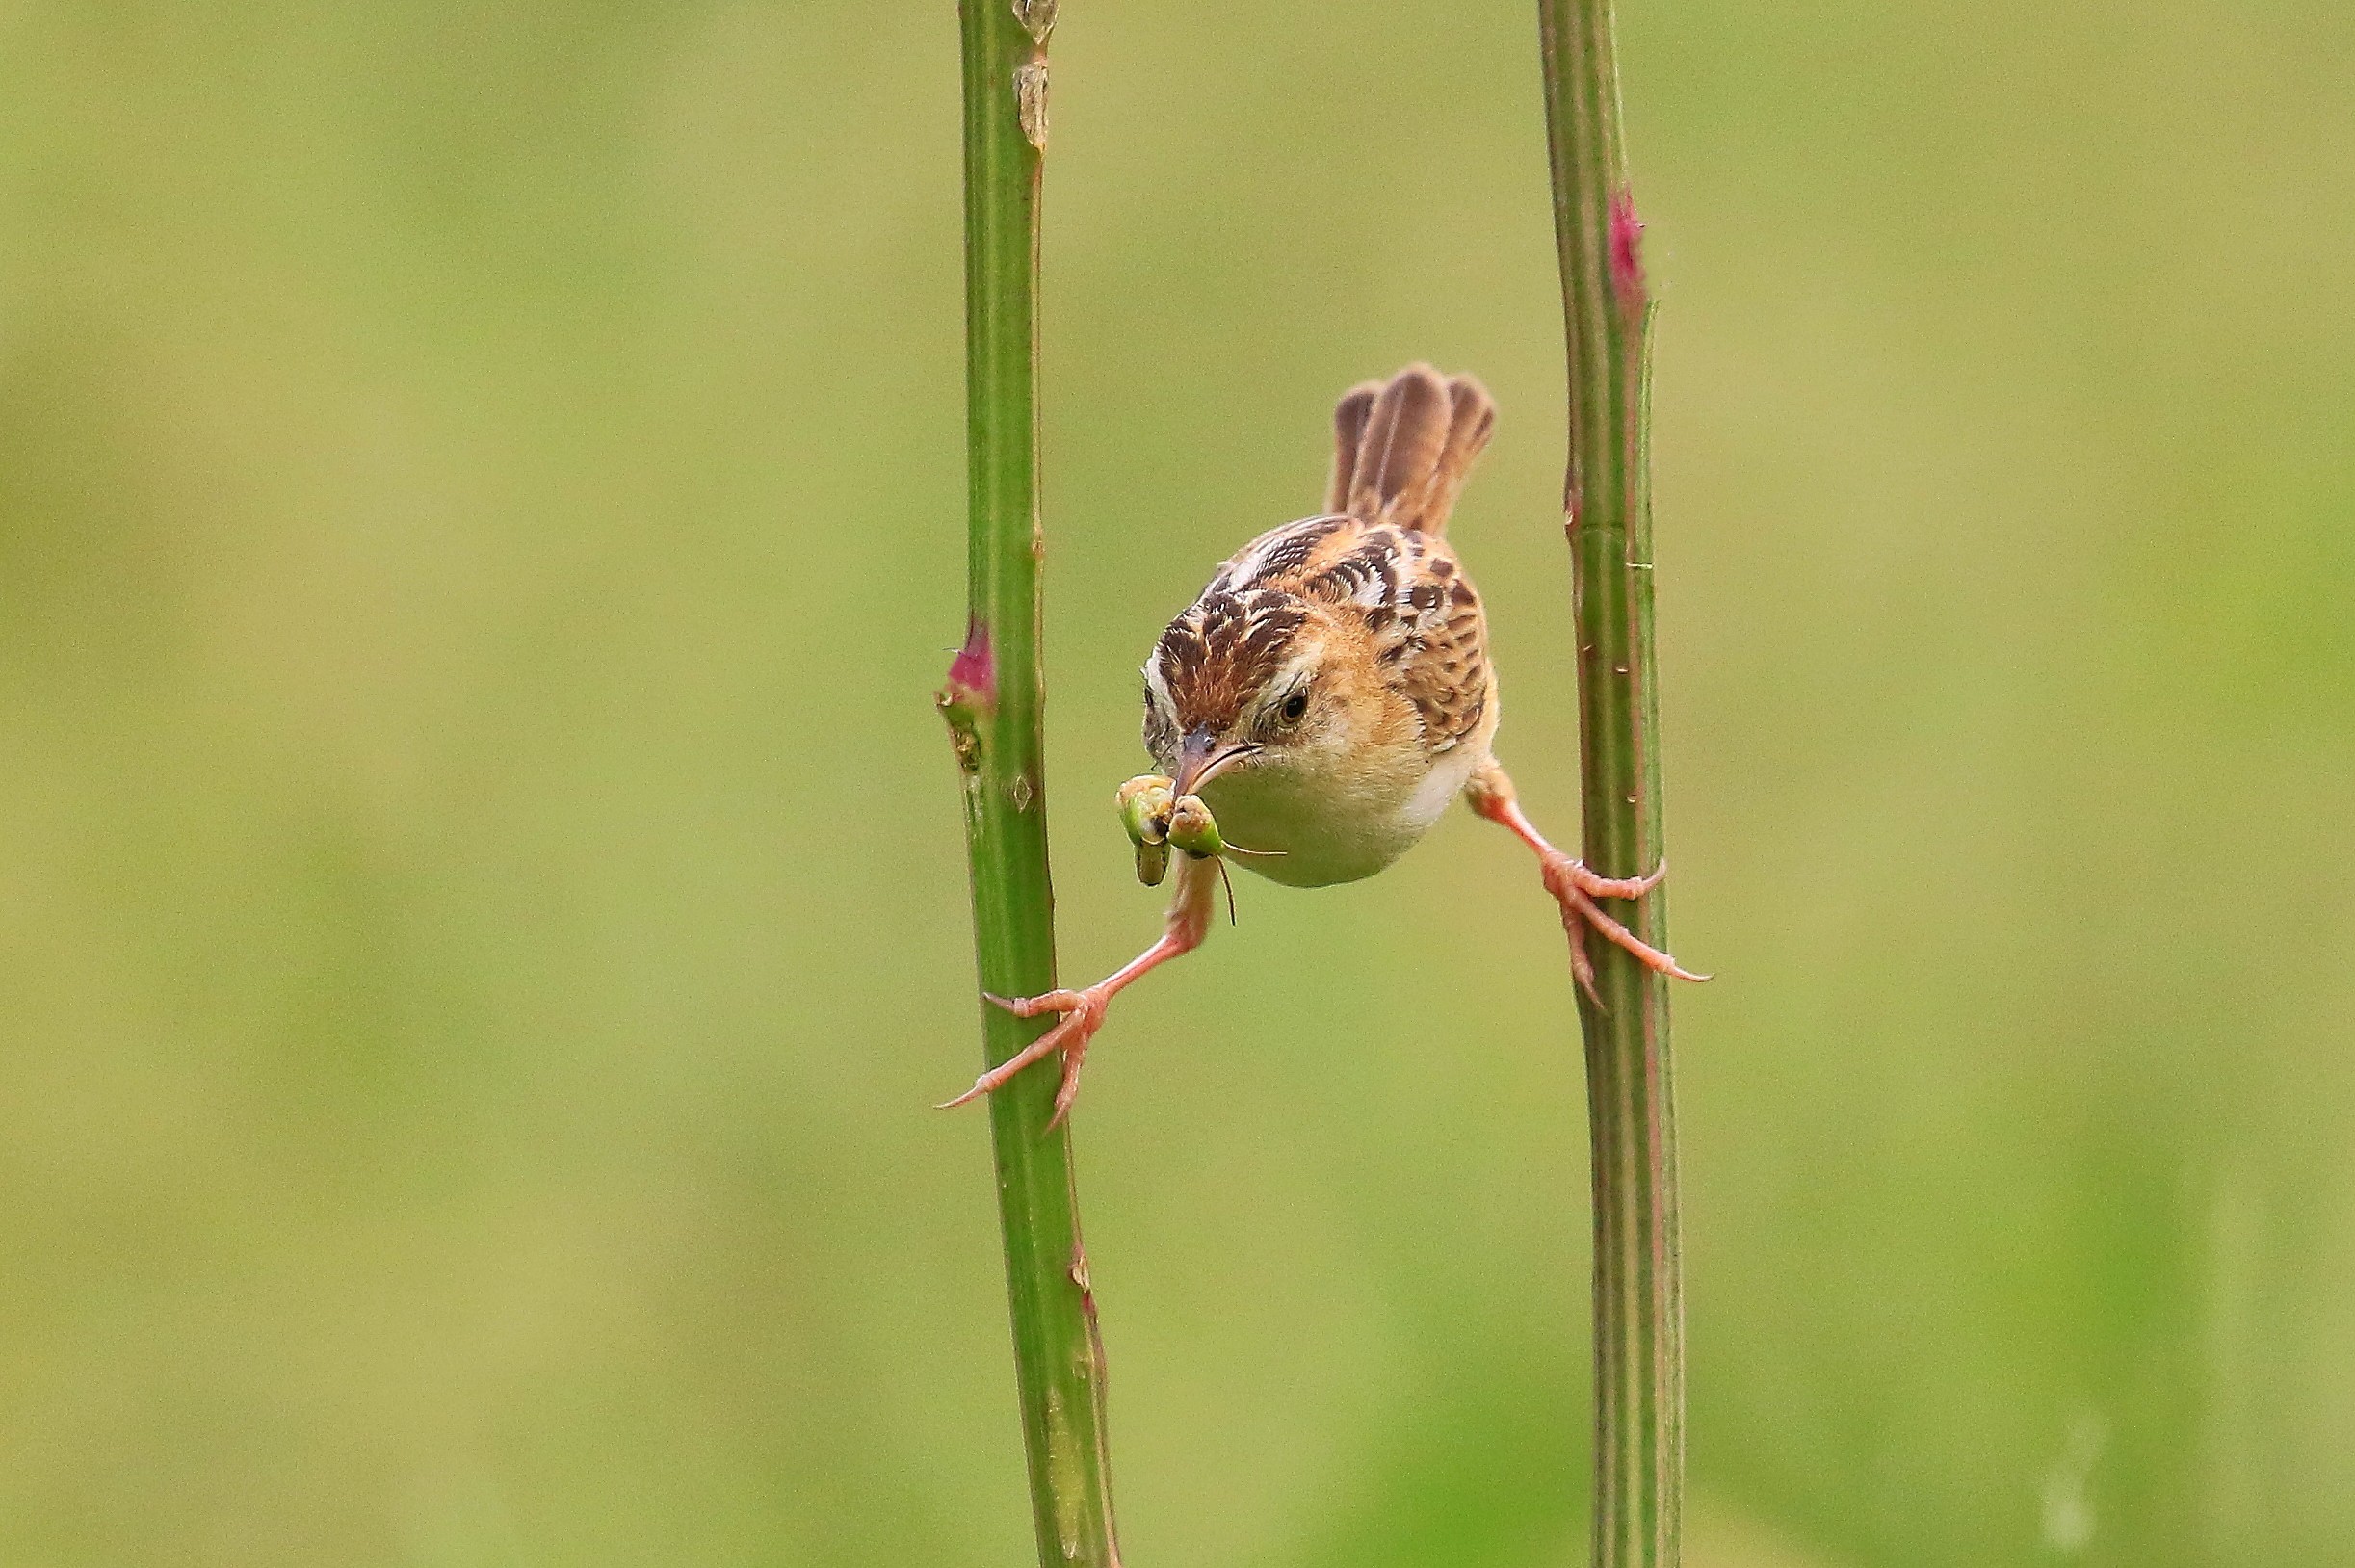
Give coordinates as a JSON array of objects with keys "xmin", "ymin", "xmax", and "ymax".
[
  {"xmin": 1536, "ymin": 2, "xmax": 1685, "ymax": 1564},
  {"xmin": 940, "ymin": 3, "xmax": 1122, "ymax": 1564}
]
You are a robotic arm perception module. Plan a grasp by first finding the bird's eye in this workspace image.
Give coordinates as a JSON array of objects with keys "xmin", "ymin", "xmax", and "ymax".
[{"xmin": 1278, "ymin": 689, "xmax": 1309, "ymax": 724}]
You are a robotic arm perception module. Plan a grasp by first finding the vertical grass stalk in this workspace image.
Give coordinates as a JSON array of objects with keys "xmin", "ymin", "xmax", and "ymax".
[
  {"xmin": 938, "ymin": 3, "xmax": 1122, "ymax": 1564},
  {"xmin": 1535, "ymin": 2, "xmax": 1685, "ymax": 1563}
]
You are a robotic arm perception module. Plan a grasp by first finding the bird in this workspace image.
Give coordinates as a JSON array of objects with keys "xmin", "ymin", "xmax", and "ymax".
[{"xmin": 945, "ymin": 364, "xmax": 1705, "ymax": 1125}]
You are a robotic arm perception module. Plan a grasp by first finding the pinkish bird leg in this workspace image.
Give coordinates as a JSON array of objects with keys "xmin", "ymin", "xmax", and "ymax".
[
  {"xmin": 941, "ymin": 852, "xmax": 1221, "ymax": 1128},
  {"xmin": 1465, "ymin": 760, "xmax": 1709, "ymax": 1000}
]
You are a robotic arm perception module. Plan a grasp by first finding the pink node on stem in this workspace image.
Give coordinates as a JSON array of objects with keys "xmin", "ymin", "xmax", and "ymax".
[
  {"xmin": 943, "ymin": 614, "xmax": 999, "ymax": 712},
  {"xmin": 1609, "ymin": 188, "xmax": 1647, "ymax": 313}
]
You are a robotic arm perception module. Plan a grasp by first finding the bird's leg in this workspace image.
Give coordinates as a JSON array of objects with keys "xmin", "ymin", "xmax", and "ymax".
[
  {"xmin": 941, "ymin": 850, "xmax": 1222, "ymax": 1128},
  {"xmin": 1465, "ymin": 759, "xmax": 1708, "ymax": 1006}
]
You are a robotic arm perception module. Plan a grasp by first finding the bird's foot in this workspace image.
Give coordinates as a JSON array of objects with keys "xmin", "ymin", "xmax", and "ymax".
[
  {"xmin": 1536, "ymin": 853, "xmax": 1710, "ymax": 1006},
  {"xmin": 939, "ymin": 984, "xmax": 1113, "ymax": 1130},
  {"xmin": 939, "ymin": 853, "xmax": 1219, "ymax": 1128}
]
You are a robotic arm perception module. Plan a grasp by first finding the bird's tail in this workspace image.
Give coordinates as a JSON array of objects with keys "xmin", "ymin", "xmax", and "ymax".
[{"xmin": 1326, "ymin": 363, "xmax": 1496, "ymax": 536}]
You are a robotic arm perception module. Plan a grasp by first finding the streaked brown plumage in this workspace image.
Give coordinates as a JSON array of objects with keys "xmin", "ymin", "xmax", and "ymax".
[{"xmin": 947, "ymin": 365, "xmax": 1704, "ymax": 1123}]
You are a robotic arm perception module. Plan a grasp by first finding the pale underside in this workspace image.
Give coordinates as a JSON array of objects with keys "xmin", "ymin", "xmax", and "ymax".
[{"xmin": 1200, "ymin": 726, "xmax": 1490, "ymax": 886}]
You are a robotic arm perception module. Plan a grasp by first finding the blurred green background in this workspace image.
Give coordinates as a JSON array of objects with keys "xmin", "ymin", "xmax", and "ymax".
[{"xmin": 3, "ymin": 2, "xmax": 2351, "ymax": 1564}]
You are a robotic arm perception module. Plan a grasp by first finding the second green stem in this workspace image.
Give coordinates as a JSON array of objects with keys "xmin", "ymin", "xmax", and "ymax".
[{"xmin": 1536, "ymin": 1, "xmax": 1687, "ymax": 1563}]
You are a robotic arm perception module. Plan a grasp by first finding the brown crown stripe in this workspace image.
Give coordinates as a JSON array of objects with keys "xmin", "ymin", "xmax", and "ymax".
[{"xmin": 1155, "ymin": 589, "xmax": 1308, "ymax": 731}]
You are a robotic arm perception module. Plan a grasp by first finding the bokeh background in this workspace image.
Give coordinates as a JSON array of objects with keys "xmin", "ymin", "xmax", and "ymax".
[{"xmin": 3, "ymin": 2, "xmax": 2351, "ymax": 1564}]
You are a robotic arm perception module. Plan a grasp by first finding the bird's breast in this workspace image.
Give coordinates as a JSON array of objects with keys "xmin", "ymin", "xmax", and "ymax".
[{"xmin": 1199, "ymin": 745, "xmax": 1478, "ymax": 887}]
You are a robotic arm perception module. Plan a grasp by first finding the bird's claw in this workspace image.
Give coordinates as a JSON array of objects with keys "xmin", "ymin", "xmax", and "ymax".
[
  {"xmin": 940, "ymin": 985, "xmax": 1112, "ymax": 1129},
  {"xmin": 1538, "ymin": 853, "xmax": 1710, "ymax": 1006},
  {"xmin": 1545, "ymin": 855, "xmax": 1669, "ymax": 903},
  {"xmin": 982, "ymin": 987, "xmax": 1088, "ymax": 1020}
]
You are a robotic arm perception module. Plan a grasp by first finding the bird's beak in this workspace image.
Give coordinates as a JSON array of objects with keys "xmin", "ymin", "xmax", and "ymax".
[{"xmin": 1173, "ymin": 727, "xmax": 1254, "ymax": 797}]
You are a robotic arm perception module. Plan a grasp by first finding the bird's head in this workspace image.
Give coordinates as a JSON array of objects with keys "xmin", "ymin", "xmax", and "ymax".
[{"xmin": 1141, "ymin": 588, "xmax": 1395, "ymax": 796}]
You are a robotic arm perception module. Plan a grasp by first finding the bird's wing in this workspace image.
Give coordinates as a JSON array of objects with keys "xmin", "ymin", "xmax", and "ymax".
[{"xmin": 1283, "ymin": 521, "xmax": 1492, "ymax": 755}]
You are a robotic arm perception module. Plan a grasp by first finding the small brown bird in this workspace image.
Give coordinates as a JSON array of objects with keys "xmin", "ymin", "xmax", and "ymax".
[{"xmin": 947, "ymin": 365, "xmax": 1704, "ymax": 1123}]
